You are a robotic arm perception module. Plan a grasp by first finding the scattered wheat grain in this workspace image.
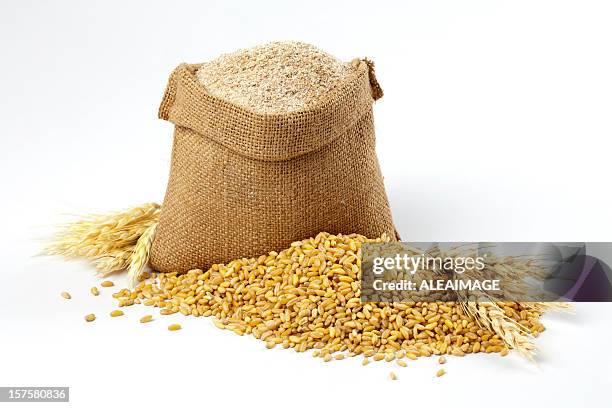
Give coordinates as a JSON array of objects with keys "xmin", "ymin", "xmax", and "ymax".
[{"xmin": 140, "ymin": 315, "xmax": 153, "ymax": 323}]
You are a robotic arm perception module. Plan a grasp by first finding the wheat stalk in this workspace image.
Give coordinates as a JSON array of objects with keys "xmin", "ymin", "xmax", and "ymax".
[
  {"xmin": 127, "ymin": 223, "xmax": 157, "ymax": 287},
  {"xmin": 46, "ymin": 203, "xmax": 161, "ymax": 274},
  {"xmin": 519, "ymin": 302, "xmax": 573, "ymax": 313}
]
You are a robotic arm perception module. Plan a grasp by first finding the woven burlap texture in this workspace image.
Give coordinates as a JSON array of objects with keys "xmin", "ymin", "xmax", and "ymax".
[{"xmin": 150, "ymin": 59, "xmax": 397, "ymax": 273}]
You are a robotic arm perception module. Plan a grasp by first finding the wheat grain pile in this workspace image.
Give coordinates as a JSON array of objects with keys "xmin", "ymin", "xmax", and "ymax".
[
  {"xmin": 113, "ymin": 232, "xmax": 551, "ymax": 361},
  {"xmin": 196, "ymin": 42, "xmax": 352, "ymax": 114}
]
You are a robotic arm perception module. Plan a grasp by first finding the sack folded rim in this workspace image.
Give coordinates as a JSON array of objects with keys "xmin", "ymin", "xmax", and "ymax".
[{"xmin": 158, "ymin": 60, "xmax": 382, "ymax": 162}]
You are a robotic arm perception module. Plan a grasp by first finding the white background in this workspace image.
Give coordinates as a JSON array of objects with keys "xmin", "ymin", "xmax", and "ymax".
[{"xmin": 1, "ymin": 0, "xmax": 611, "ymax": 407}]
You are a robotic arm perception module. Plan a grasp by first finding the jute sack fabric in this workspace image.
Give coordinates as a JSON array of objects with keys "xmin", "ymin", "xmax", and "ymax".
[{"xmin": 150, "ymin": 59, "xmax": 397, "ymax": 273}]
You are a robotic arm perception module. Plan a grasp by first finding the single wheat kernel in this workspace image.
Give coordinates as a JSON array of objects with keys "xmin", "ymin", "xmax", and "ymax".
[
  {"xmin": 438, "ymin": 356, "xmax": 447, "ymax": 364},
  {"xmin": 101, "ymin": 281, "xmax": 114, "ymax": 287},
  {"xmin": 397, "ymin": 360, "xmax": 407, "ymax": 367},
  {"xmin": 84, "ymin": 314, "xmax": 96, "ymax": 322},
  {"xmin": 385, "ymin": 353, "xmax": 395, "ymax": 362},
  {"xmin": 436, "ymin": 369, "xmax": 446, "ymax": 377},
  {"xmin": 500, "ymin": 348, "xmax": 509, "ymax": 357},
  {"xmin": 110, "ymin": 310, "xmax": 124, "ymax": 317},
  {"xmin": 168, "ymin": 324, "xmax": 182, "ymax": 331},
  {"xmin": 266, "ymin": 341, "xmax": 275, "ymax": 349},
  {"xmin": 90, "ymin": 287, "xmax": 99, "ymax": 296},
  {"xmin": 61, "ymin": 292, "xmax": 71, "ymax": 300},
  {"xmin": 323, "ymin": 354, "xmax": 332, "ymax": 362},
  {"xmin": 373, "ymin": 353, "xmax": 385, "ymax": 361},
  {"xmin": 140, "ymin": 315, "xmax": 153, "ymax": 323},
  {"xmin": 362, "ymin": 358, "xmax": 370, "ymax": 366},
  {"xmin": 390, "ymin": 372, "xmax": 398, "ymax": 380},
  {"xmin": 335, "ymin": 354, "xmax": 345, "ymax": 360}
]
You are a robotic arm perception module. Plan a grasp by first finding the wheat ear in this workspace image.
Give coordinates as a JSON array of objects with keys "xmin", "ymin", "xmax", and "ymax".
[
  {"xmin": 93, "ymin": 247, "xmax": 136, "ymax": 275},
  {"xmin": 46, "ymin": 203, "xmax": 161, "ymax": 274},
  {"xmin": 127, "ymin": 223, "xmax": 157, "ymax": 287},
  {"xmin": 465, "ymin": 301, "xmax": 536, "ymax": 360}
]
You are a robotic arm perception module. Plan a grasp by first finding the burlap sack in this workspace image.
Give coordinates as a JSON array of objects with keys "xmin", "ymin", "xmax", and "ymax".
[{"xmin": 150, "ymin": 59, "xmax": 397, "ymax": 273}]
